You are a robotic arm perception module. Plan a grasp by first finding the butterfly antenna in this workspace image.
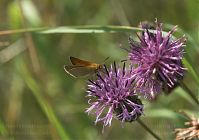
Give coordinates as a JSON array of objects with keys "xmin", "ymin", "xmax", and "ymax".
[{"xmin": 63, "ymin": 65, "xmax": 77, "ymax": 78}]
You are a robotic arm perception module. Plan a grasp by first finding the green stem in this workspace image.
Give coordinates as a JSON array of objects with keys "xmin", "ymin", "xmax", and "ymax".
[
  {"xmin": 0, "ymin": 27, "xmax": 47, "ymax": 36},
  {"xmin": 0, "ymin": 25, "xmax": 163, "ymax": 35},
  {"xmin": 137, "ymin": 119, "xmax": 161, "ymax": 140},
  {"xmin": 180, "ymin": 81, "xmax": 199, "ymax": 106}
]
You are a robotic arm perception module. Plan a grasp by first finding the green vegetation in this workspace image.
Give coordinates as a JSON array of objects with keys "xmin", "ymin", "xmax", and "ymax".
[{"xmin": 0, "ymin": 0, "xmax": 198, "ymax": 139}]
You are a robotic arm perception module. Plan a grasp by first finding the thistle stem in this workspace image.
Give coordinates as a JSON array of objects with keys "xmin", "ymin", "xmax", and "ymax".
[
  {"xmin": 137, "ymin": 119, "xmax": 161, "ymax": 140},
  {"xmin": 180, "ymin": 81, "xmax": 199, "ymax": 106}
]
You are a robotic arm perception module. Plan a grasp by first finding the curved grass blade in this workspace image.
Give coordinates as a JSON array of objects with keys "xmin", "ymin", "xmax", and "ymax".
[
  {"xmin": 16, "ymin": 58, "xmax": 70, "ymax": 140},
  {"xmin": 0, "ymin": 27, "xmax": 47, "ymax": 36},
  {"xmin": 0, "ymin": 39, "xmax": 26, "ymax": 65},
  {"xmin": 0, "ymin": 25, "xmax": 169, "ymax": 35},
  {"xmin": 183, "ymin": 58, "xmax": 199, "ymax": 86},
  {"xmin": 40, "ymin": 25, "xmax": 142, "ymax": 34}
]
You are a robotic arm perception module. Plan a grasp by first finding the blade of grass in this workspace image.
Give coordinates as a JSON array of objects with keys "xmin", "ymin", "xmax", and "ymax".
[
  {"xmin": 0, "ymin": 27, "xmax": 47, "ymax": 36},
  {"xmin": 180, "ymin": 81, "xmax": 199, "ymax": 106},
  {"xmin": 0, "ymin": 25, "xmax": 141, "ymax": 35},
  {"xmin": 16, "ymin": 58, "xmax": 70, "ymax": 140},
  {"xmin": 137, "ymin": 119, "xmax": 161, "ymax": 140},
  {"xmin": 40, "ymin": 25, "xmax": 142, "ymax": 34},
  {"xmin": 0, "ymin": 25, "xmax": 170, "ymax": 35},
  {"xmin": 183, "ymin": 58, "xmax": 199, "ymax": 86},
  {"xmin": 17, "ymin": 0, "xmax": 41, "ymax": 74},
  {"xmin": 0, "ymin": 119, "xmax": 8, "ymax": 137},
  {"xmin": 0, "ymin": 39, "xmax": 26, "ymax": 65},
  {"xmin": 173, "ymin": 87, "xmax": 195, "ymax": 106}
]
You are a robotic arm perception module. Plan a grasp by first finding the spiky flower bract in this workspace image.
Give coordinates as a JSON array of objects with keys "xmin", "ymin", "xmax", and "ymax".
[
  {"xmin": 175, "ymin": 113, "xmax": 199, "ymax": 140},
  {"xmin": 86, "ymin": 62, "xmax": 143, "ymax": 127},
  {"xmin": 128, "ymin": 20, "xmax": 186, "ymax": 99}
]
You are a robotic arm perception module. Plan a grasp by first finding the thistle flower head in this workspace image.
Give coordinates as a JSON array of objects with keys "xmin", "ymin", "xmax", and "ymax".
[
  {"xmin": 128, "ymin": 20, "xmax": 186, "ymax": 99},
  {"xmin": 86, "ymin": 62, "xmax": 143, "ymax": 127}
]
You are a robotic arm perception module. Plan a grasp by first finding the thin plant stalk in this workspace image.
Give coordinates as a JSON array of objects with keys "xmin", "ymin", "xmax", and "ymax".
[{"xmin": 137, "ymin": 119, "xmax": 161, "ymax": 140}]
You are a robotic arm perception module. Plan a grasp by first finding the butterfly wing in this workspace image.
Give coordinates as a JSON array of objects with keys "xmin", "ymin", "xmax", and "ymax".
[
  {"xmin": 70, "ymin": 56, "xmax": 95, "ymax": 66},
  {"xmin": 64, "ymin": 65, "xmax": 95, "ymax": 78}
]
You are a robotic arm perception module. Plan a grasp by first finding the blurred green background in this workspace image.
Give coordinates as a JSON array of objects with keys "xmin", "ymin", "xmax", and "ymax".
[{"xmin": 0, "ymin": 0, "xmax": 198, "ymax": 139}]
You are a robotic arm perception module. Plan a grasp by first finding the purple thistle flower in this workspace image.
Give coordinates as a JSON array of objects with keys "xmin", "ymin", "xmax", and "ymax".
[
  {"xmin": 86, "ymin": 62, "xmax": 143, "ymax": 127},
  {"xmin": 128, "ymin": 21, "xmax": 186, "ymax": 99}
]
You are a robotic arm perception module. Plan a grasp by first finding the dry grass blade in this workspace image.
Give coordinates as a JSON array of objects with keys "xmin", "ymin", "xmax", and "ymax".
[{"xmin": 0, "ymin": 39, "xmax": 26, "ymax": 64}]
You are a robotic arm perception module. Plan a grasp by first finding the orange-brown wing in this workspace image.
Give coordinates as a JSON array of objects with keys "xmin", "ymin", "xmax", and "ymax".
[
  {"xmin": 64, "ymin": 65, "xmax": 95, "ymax": 78},
  {"xmin": 70, "ymin": 56, "xmax": 97, "ymax": 66}
]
